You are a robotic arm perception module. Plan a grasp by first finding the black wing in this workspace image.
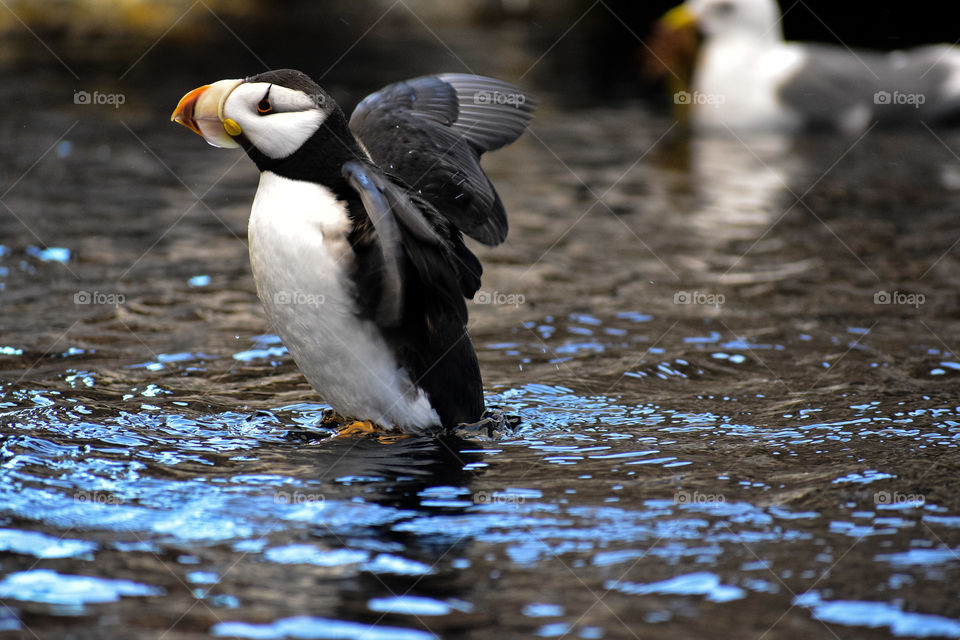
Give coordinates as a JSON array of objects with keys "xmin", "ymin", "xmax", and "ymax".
[
  {"xmin": 343, "ymin": 161, "xmax": 484, "ymax": 427},
  {"xmin": 348, "ymin": 74, "xmax": 535, "ymax": 246}
]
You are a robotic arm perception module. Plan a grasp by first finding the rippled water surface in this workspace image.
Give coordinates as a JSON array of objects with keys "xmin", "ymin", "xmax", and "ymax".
[{"xmin": 3, "ymin": 28, "xmax": 960, "ymax": 640}]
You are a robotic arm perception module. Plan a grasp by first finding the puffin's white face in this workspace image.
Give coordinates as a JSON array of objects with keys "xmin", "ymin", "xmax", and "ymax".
[
  {"xmin": 685, "ymin": 0, "xmax": 781, "ymax": 39},
  {"xmin": 222, "ymin": 82, "xmax": 328, "ymax": 159},
  {"xmin": 172, "ymin": 78, "xmax": 329, "ymax": 160}
]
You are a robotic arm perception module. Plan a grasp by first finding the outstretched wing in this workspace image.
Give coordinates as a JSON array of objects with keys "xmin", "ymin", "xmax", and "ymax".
[{"xmin": 348, "ymin": 74, "xmax": 535, "ymax": 246}]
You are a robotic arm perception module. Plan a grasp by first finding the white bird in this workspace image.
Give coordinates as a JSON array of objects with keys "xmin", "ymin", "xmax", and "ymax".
[{"xmin": 656, "ymin": 0, "xmax": 960, "ymax": 133}]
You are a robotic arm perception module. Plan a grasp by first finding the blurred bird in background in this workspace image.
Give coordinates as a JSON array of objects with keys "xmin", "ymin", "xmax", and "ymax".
[{"xmin": 647, "ymin": 0, "xmax": 960, "ymax": 133}]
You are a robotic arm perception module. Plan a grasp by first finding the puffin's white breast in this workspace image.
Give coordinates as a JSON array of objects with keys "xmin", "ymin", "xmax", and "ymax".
[{"xmin": 247, "ymin": 171, "xmax": 440, "ymax": 431}]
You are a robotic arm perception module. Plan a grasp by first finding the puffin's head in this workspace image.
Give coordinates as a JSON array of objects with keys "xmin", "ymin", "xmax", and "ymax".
[
  {"xmin": 171, "ymin": 69, "xmax": 337, "ymax": 161},
  {"xmin": 663, "ymin": 0, "xmax": 782, "ymax": 41}
]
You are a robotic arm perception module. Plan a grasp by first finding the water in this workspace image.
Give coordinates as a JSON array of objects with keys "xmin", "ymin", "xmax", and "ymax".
[{"xmin": 3, "ymin": 29, "xmax": 960, "ymax": 640}]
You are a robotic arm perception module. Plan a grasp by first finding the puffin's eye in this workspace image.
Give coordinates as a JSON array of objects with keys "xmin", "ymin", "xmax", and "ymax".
[{"xmin": 257, "ymin": 87, "xmax": 273, "ymax": 114}]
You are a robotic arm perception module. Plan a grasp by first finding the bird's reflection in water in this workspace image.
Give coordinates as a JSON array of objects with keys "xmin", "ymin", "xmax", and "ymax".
[
  {"xmin": 272, "ymin": 428, "xmax": 487, "ymax": 511},
  {"xmin": 644, "ymin": 128, "xmax": 806, "ymax": 285}
]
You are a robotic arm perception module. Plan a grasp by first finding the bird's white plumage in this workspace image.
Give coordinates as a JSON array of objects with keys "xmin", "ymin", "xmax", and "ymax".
[
  {"xmin": 692, "ymin": 37, "xmax": 804, "ymax": 131},
  {"xmin": 682, "ymin": 0, "xmax": 806, "ymax": 131},
  {"xmin": 687, "ymin": 0, "xmax": 780, "ymax": 40},
  {"xmin": 928, "ymin": 46, "xmax": 960, "ymax": 100},
  {"xmin": 224, "ymin": 83, "xmax": 327, "ymax": 159},
  {"xmin": 248, "ymin": 171, "xmax": 441, "ymax": 430}
]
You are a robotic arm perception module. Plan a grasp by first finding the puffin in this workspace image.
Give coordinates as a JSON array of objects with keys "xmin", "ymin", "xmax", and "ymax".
[{"xmin": 171, "ymin": 69, "xmax": 534, "ymax": 434}]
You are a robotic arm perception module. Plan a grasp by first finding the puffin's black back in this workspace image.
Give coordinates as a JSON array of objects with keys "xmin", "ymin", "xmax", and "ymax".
[
  {"xmin": 343, "ymin": 164, "xmax": 485, "ymax": 428},
  {"xmin": 385, "ymin": 222, "xmax": 485, "ymax": 428}
]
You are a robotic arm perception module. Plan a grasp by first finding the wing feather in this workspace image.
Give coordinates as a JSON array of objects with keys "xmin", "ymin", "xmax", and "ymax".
[{"xmin": 349, "ymin": 74, "xmax": 534, "ymax": 246}]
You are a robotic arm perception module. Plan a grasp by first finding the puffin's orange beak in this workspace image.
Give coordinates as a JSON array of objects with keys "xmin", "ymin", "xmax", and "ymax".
[
  {"xmin": 171, "ymin": 79, "xmax": 244, "ymax": 148},
  {"xmin": 171, "ymin": 84, "xmax": 209, "ymax": 136}
]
